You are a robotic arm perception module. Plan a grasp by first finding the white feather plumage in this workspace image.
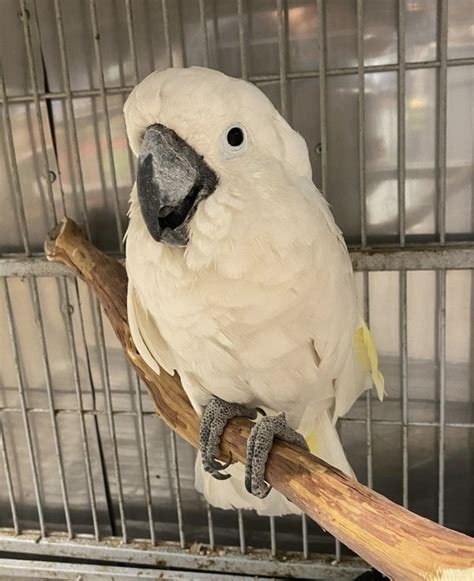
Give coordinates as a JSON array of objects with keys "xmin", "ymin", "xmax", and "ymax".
[{"xmin": 125, "ymin": 67, "xmax": 383, "ymax": 516}]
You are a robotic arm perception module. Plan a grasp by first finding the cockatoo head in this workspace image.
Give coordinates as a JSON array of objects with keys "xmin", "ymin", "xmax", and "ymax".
[{"xmin": 124, "ymin": 67, "xmax": 312, "ymax": 248}]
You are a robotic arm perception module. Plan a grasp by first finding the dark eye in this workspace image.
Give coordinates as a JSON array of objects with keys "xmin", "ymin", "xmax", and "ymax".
[{"xmin": 226, "ymin": 126, "xmax": 244, "ymax": 147}]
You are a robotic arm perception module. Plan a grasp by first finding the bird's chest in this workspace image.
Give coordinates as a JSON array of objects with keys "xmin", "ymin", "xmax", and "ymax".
[{"xmin": 141, "ymin": 260, "xmax": 310, "ymax": 385}]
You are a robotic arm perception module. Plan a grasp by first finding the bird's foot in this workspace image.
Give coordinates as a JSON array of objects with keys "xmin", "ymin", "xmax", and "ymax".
[
  {"xmin": 200, "ymin": 397, "xmax": 257, "ymax": 480},
  {"xmin": 245, "ymin": 413, "xmax": 309, "ymax": 498}
]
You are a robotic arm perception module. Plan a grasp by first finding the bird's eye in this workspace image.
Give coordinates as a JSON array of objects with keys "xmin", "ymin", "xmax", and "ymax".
[
  {"xmin": 226, "ymin": 126, "xmax": 244, "ymax": 148},
  {"xmin": 221, "ymin": 123, "xmax": 247, "ymax": 158}
]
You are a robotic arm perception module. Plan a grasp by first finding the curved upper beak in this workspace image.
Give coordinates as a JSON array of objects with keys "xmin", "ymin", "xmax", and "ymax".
[{"xmin": 137, "ymin": 124, "xmax": 218, "ymax": 246}]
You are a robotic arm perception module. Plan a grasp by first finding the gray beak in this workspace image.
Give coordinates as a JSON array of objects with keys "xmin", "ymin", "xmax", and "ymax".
[{"xmin": 137, "ymin": 124, "xmax": 218, "ymax": 246}]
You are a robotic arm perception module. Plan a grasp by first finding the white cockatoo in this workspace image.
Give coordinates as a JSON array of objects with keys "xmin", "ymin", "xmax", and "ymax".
[{"xmin": 124, "ymin": 67, "xmax": 384, "ymax": 516}]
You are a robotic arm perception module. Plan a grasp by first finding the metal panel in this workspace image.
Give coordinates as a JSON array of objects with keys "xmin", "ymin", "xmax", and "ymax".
[{"xmin": 0, "ymin": 532, "xmax": 366, "ymax": 579}]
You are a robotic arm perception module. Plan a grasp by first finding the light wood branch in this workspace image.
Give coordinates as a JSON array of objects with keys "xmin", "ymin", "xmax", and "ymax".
[{"xmin": 45, "ymin": 218, "xmax": 474, "ymax": 580}]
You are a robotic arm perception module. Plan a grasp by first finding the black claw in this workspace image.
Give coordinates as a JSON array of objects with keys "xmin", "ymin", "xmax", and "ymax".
[
  {"xmin": 206, "ymin": 469, "xmax": 232, "ymax": 481},
  {"xmin": 202, "ymin": 456, "xmax": 231, "ymax": 480},
  {"xmin": 207, "ymin": 457, "xmax": 226, "ymax": 470},
  {"xmin": 255, "ymin": 484, "xmax": 272, "ymax": 499},
  {"xmin": 206, "ymin": 453, "xmax": 232, "ymax": 471},
  {"xmin": 219, "ymin": 451, "xmax": 233, "ymax": 469}
]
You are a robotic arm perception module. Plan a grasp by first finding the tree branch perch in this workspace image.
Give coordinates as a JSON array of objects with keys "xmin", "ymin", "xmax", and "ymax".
[{"xmin": 45, "ymin": 218, "xmax": 474, "ymax": 580}]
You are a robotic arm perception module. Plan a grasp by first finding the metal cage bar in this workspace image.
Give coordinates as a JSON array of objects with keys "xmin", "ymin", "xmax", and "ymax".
[
  {"xmin": 276, "ymin": 0, "xmax": 288, "ymax": 119},
  {"xmin": 93, "ymin": 298, "xmax": 128, "ymax": 543},
  {"xmin": 199, "ymin": 0, "xmax": 211, "ymax": 67},
  {"xmin": 161, "ymin": 0, "xmax": 173, "ymax": 68},
  {"xmin": 170, "ymin": 431, "xmax": 186, "ymax": 549},
  {"xmin": 19, "ymin": 0, "xmax": 58, "ymax": 228},
  {"xmin": 317, "ymin": 0, "xmax": 328, "ymax": 196},
  {"xmin": 60, "ymin": 277, "xmax": 100, "ymax": 540},
  {"xmin": 53, "ymin": 0, "xmax": 91, "ymax": 240},
  {"xmin": 29, "ymin": 277, "xmax": 73, "ymax": 538},
  {"xmin": 0, "ymin": 0, "xmax": 473, "ymax": 577},
  {"xmin": 0, "ymin": 419, "xmax": 19, "ymax": 534},
  {"xmin": 0, "ymin": 406, "xmax": 471, "ymax": 429},
  {"xmin": 237, "ymin": 0, "xmax": 248, "ymax": 80},
  {"xmin": 356, "ymin": 0, "xmax": 374, "ymax": 491},
  {"xmin": 2, "ymin": 278, "xmax": 45, "ymax": 535},
  {"xmin": 2, "ymin": 57, "xmax": 473, "ymax": 107},
  {"xmin": 437, "ymin": 270, "xmax": 447, "ymax": 525},
  {"xmin": 89, "ymin": 0, "xmax": 124, "ymax": 252},
  {"xmin": 237, "ymin": 508, "xmax": 246, "ymax": 554},
  {"xmin": 397, "ymin": 0, "xmax": 406, "ymax": 247},
  {"xmin": 133, "ymin": 374, "xmax": 156, "ymax": 545},
  {"xmin": 436, "ymin": 0, "xmax": 449, "ymax": 527},
  {"xmin": 0, "ymin": 60, "xmax": 31, "ymax": 254},
  {"xmin": 3, "ymin": 245, "xmax": 474, "ymax": 279},
  {"xmin": 400, "ymin": 270, "xmax": 409, "ymax": 509}
]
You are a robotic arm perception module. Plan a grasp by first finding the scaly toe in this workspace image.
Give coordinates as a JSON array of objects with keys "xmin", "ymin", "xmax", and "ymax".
[
  {"xmin": 200, "ymin": 397, "xmax": 257, "ymax": 481},
  {"xmin": 245, "ymin": 413, "xmax": 309, "ymax": 497}
]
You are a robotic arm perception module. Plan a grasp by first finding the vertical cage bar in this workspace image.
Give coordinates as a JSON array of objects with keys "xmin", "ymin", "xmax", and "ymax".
[
  {"xmin": 335, "ymin": 538, "xmax": 341, "ymax": 562},
  {"xmin": 198, "ymin": 0, "xmax": 210, "ymax": 67},
  {"xmin": 3, "ymin": 278, "xmax": 45, "ymax": 536},
  {"xmin": 210, "ymin": 5, "xmax": 220, "ymax": 70},
  {"xmin": 89, "ymin": 0, "xmax": 124, "ymax": 252},
  {"xmin": 60, "ymin": 278, "xmax": 99, "ymax": 540},
  {"xmin": 437, "ymin": 0, "xmax": 448, "ymax": 246},
  {"xmin": 0, "ymin": 59, "xmax": 31, "ymax": 254},
  {"xmin": 301, "ymin": 514, "xmax": 309, "ymax": 559},
  {"xmin": 19, "ymin": 0, "xmax": 58, "ymax": 226},
  {"xmin": 161, "ymin": 0, "xmax": 173, "ymax": 68},
  {"xmin": 269, "ymin": 515, "xmax": 276, "ymax": 557},
  {"xmin": 237, "ymin": 509, "xmax": 246, "ymax": 553},
  {"xmin": 276, "ymin": 0, "xmax": 288, "ymax": 118},
  {"xmin": 436, "ymin": 0, "xmax": 448, "ymax": 522},
  {"xmin": 125, "ymin": 0, "xmax": 139, "ymax": 84},
  {"xmin": 317, "ymin": 0, "xmax": 328, "ymax": 196},
  {"xmin": 399, "ymin": 0, "xmax": 409, "ymax": 511},
  {"xmin": 206, "ymin": 502, "xmax": 215, "ymax": 550},
  {"xmin": 93, "ymin": 300, "xmax": 128, "ymax": 543},
  {"xmin": 364, "ymin": 275, "xmax": 374, "ymax": 489},
  {"xmin": 400, "ymin": 270, "xmax": 409, "ymax": 508},
  {"xmin": 170, "ymin": 431, "xmax": 185, "ymax": 548},
  {"xmin": 397, "ymin": 0, "xmax": 406, "ymax": 246},
  {"xmin": 237, "ymin": 0, "xmax": 248, "ymax": 80},
  {"xmin": 0, "ymin": 417, "xmax": 19, "ymax": 534},
  {"xmin": 53, "ymin": 0, "xmax": 91, "ymax": 239},
  {"xmin": 30, "ymin": 277, "xmax": 72, "ymax": 538},
  {"xmin": 357, "ymin": 0, "xmax": 374, "ymax": 489},
  {"xmin": 133, "ymin": 375, "xmax": 156, "ymax": 545},
  {"xmin": 123, "ymin": 0, "xmax": 138, "ymax": 180},
  {"xmin": 357, "ymin": 0, "xmax": 367, "ymax": 247},
  {"xmin": 437, "ymin": 271, "xmax": 446, "ymax": 524}
]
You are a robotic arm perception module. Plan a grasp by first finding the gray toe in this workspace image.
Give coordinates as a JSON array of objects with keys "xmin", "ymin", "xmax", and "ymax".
[
  {"xmin": 200, "ymin": 397, "xmax": 257, "ymax": 481},
  {"xmin": 245, "ymin": 413, "xmax": 308, "ymax": 498}
]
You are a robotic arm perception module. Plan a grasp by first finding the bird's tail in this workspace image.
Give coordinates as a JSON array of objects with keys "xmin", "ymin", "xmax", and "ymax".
[{"xmin": 194, "ymin": 410, "xmax": 354, "ymax": 517}]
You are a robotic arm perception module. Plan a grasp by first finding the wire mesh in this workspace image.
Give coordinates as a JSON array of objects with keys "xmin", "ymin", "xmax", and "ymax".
[{"xmin": 0, "ymin": 0, "xmax": 473, "ymax": 578}]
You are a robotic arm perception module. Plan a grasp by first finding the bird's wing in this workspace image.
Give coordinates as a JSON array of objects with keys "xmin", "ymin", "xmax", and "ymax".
[
  {"xmin": 127, "ymin": 282, "xmax": 176, "ymax": 376},
  {"xmin": 308, "ymin": 194, "xmax": 385, "ymax": 422},
  {"xmin": 330, "ymin": 319, "xmax": 385, "ymax": 422}
]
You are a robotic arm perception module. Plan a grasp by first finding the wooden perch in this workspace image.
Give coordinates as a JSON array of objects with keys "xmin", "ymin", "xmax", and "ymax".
[{"xmin": 45, "ymin": 218, "xmax": 474, "ymax": 581}]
